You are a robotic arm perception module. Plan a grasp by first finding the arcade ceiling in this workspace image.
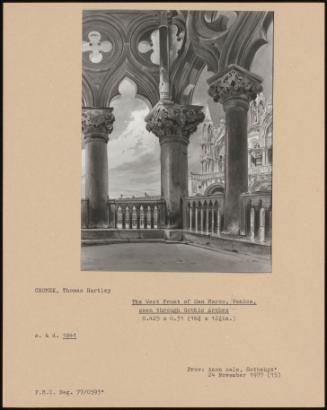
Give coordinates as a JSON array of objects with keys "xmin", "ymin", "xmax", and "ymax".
[{"xmin": 82, "ymin": 10, "xmax": 273, "ymax": 108}]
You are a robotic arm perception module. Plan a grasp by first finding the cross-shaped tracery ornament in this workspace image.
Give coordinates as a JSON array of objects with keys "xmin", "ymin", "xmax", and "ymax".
[{"xmin": 82, "ymin": 31, "xmax": 112, "ymax": 63}]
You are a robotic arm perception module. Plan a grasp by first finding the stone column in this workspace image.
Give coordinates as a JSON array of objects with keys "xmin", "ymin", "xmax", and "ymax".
[
  {"xmin": 259, "ymin": 207, "xmax": 265, "ymax": 242},
  {"xmin": 250, "ymin": 207, "xmax": 255, "ymax": 241},
  {"xmin": 145, "ymin": 102, "xmax": 204, "ymax": 228},
  {"xmin": 189, "ymin": 207, "xmax": 193, "ymax": 231},
  {"xmin": 217, "ymin": 208, "xmax": 221, "ymax": 236},
  {"xmin": 200, "ymin": 207, "xmax": 204, "ymax": 233},
  {"xmin": 82, "ymin": 108, "xmax": 115, "ymax": 228},
  {"xmin": 195, "ymin": 206, "xmax": 198, "ymax": 232},
  {"xmin": 208, "ymin": 65, "xmax": 262, "ymax": 234}
]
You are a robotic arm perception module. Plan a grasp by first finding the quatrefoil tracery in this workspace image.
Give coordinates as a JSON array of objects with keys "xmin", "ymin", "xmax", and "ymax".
[{"xmin": 82, "ymin": 31, "xmax": 112, "ymax": 63}]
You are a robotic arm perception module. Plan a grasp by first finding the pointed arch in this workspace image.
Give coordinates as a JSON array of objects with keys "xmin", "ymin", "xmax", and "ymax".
[
  {"xmin": 218, "ymin": 11, "xmax": 273, "ymax": 71},
  {"xmin": 204, "ymin": 183, "xmax": 225, "ymax": 196},
  {"xmin": 99, "ymin": 62, "xmax": 159, "ymax": 108}
]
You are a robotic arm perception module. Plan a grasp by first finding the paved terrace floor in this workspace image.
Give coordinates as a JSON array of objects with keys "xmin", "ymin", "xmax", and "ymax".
[{"xmin": 81, "ymin": 242, "xmax": 271, "ymax": 273}]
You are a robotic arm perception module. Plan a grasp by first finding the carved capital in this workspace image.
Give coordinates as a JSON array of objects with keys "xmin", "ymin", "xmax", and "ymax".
[
  {"xmin": 208, "ymin": 64, "xmax": 263, "ymax": 106},
  {"xmin": 82, "ymin": 108, "xmax": 115, "ymax": 143},
  {"xmin": 145, "ymin": 101, "xmax": 205, "ymax": 144}
]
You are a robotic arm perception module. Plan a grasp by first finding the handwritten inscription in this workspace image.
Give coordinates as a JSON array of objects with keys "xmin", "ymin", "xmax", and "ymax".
[{"xmin": 34, "ymin": 332, "xmax": 78, "ymax": 340}]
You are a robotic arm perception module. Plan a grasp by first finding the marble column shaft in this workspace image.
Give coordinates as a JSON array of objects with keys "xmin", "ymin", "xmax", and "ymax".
[
  {"xmin": 145, "ymin": 101, "xmax": 204, "ymax": 228},
  {"xmin": 208, "ymin": 65, "xmax": 263, "ymax": 234},
  {"xmin": 82, "ymin": 107, "xmax": 115, "ymax": 228}
]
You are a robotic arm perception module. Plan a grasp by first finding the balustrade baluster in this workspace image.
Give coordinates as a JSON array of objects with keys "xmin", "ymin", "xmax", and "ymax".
[
  {"xmin": 250, "ymin": 207, "xmax": 255, "ymax": 241},
  {"xmin": 125, "ymin": 206, "xmax": 130, "ymax": 229},
  {"xmin": 137, "ymin": 207, "xmax": 140, "ymax": 229},
  {"xmin": 140, "ymin": 205, "xmax": 144, "ymax": 229},
  {"xmin": 217, "ymin": 208, "xmax": 221, "ymax": 236},
  {"xmin": 200, "ymin": 207, "xmax": 204, "ymax": 233},
  {"xmin": 206, "ymin": 207, "xmax": 209, "ymax": 234},
  {"xmin": 117, "ymin": 206, "xmax": 122, "ymax": 229},
  {"xmin": 123, "ymin": 207, "xmax": 127, "ymax": 229},
  {"xmin": 259, "ymin": 207, "xmax": 265, "ymax": 242},
  {"xmin": 195, "ymin": 207, "xmax": 198, "ymax": 232},
  {"xmin": 153, "ymin": 206, "xmax": 158, "ymax": 228},
  {"xmin": 132, "ymin": 206, "xmax": 137, "ymax": 229},
  {"xmin": 146, "ymin": 206, "xmax": 149, "ymax": 229}
]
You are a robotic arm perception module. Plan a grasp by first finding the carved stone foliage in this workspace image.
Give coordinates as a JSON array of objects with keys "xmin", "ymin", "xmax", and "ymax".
[
  {"xmin": 208, "ymin": 65, "xmax": 263, "ymax": 105},
  {"xmin": 145, "ymin": 102, "xmax": 205, "ymax": 143},
  {"xmin": 82, "ymin": 108, "xmax": 115, "ymax": 142}
]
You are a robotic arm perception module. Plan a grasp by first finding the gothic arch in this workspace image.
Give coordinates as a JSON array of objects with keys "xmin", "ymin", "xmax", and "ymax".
[
  {"xmin": 82, "ymin": 10, "xmax": 273, "ymax": 109},
  {"xmin": 100, "ymin": 62, "xmax": 159, "ymax": 108},
  {"xmin": 108, "ymin": 76, "xmax": 153, "ymax": 111},
  {"xmin": 83, "ymin": 10, "xmax": 161, "ymax": 109},
  {"xmin": 218, "ymin": 11, "xmax": 273, "ymax": 71},
  {"xmin": 170, "ymin": 51, "xmax": 206, "ymax": 104},
  {"xmin": 204, "ymin": 183, "xmax": 225, "ymax": 196}
]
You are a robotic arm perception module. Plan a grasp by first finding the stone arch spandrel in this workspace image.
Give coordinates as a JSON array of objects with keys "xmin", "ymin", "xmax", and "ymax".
[
  {"xmin": 171, "ymin": 9, "xmax": 239, "ymax": 100},
  {"xmin": 171, "ymin": 51, "xmax": 206, "ymax": 105},
  {"xmin": 218, "ymin": 11, "xmax": 273, "ymax": 71},
  {"xmin": 82, "ymin": 75, "xmax": 95, "ymax": 107}
]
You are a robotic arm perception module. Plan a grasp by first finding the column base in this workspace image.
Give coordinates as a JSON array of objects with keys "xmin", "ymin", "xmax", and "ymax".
[{"xmin": 87, "ymin": 208, "xmax": 109, "ymax": 229}]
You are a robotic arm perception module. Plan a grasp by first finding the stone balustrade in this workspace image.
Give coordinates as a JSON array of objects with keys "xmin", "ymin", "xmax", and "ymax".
[
  {"xmin": 82, "ymin": 198, "xmax": 166, "ymax": 229},
  {"xmin": 82, "ymin": 191, "xmax": 271, "ymax": 244},
  {"xmin": 185, "ymin": 193, "xmax": 225, "ymax": 236},
  {"xmin": 239, "ymin": 191, "xmax": 272, "ymax": 242},
  {"xmin": 108, "ymin": 198, "xmax": 166, "ymax": 229}
]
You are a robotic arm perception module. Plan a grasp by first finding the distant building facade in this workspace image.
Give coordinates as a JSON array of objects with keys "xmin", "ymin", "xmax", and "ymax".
[{"xmin": 190, "ymin": 92, "xmax": 272, "ymax": 196}]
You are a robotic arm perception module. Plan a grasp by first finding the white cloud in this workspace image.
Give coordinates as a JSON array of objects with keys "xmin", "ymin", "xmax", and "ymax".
[
  {"xmin": 108, "ymin": 107, "xmax": 158, "ymax": 170},
  {"xmin": 107, "ymin": 105, "xmax": 160, "ymax": 197}
]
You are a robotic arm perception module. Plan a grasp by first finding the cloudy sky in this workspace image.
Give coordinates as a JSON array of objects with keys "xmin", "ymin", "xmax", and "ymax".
[{"xmin": 82, "ymin": 20, "xmax": 272, "ymax": 198}]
